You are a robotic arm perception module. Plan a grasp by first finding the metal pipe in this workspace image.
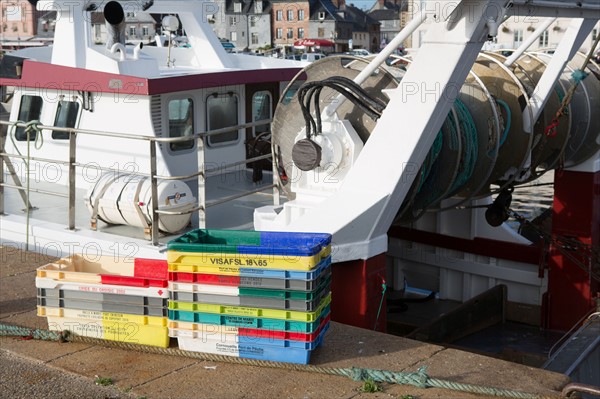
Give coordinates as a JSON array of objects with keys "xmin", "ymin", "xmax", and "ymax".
[
  {"xmin": 562, "ymin": 382, "xmax": 600, "ymax": 398},
  {"xmin": 324, "ymin": 9, "xmax": 428, "ymax": 117},
  {"xmin": 1, "ymin": 128, "xmax": 6, "ymax": 215},
  {"xmin": 0, "ymin": 183, "xmax": 69, "ymax": 198},
  {"xmin": 196, "ymin": 129, "xmax": 206, "ymax": 229},
  {"xmin": 0, "ymin": 119, "xmax": 272, "ymax": 143},
  {"xmin": 68, "ymin": 133, "xmax": 76, "ymax": 230},
  {"xmin": 149, "ymin": 141, "xmax": 159, "ymax": 245},
  {"xmin": 503, "ymin": 18, "xmax": 556, "ymax": 67},
  {"xmin": 0, "ymin": 152, "xmax": 71, "ymax": 165},
  {"xmin": 104, "ymin": 1, "xmax": 126, "ymax": 50}
]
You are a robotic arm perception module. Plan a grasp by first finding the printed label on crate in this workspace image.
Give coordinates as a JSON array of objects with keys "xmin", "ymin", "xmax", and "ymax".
[
  {"xmin": 46, "ymin": 316, "xmax": 169, "ymax": 347},
  {"xmin": 168, "ymin": 306, "xmax": 331, "ymax": 332},
  {"xmin": 169, "ymin": 314, "xmax": 330, "ymax": 343},
  {"xmin": 38, "ymin": 306, "xmax": 167, "ymax": 326},
  {"xmin": 168, "ymin": 247, "xmax": 330, "ymax": 271},
  {"xmin": 168, "ymin": 257, "xmax": 331, "ymax": 280},
  {"xmin": 168, "ymin": 293, "xmax": 331, "ymax": 322},
  {"xmin": 222, "ymin": 306, "xmax": 258, "ymax": 316},
  {"xmin": 174, "ymin": 324, "xmax": 328, "ymax": 364}
]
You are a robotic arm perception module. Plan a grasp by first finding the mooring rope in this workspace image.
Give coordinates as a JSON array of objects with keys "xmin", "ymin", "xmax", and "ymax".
[
  {"xmin": 545, "ymin": 33, "xmax": 600, "ymax": 137},
  {"xmin": 0, "ymin": 322, "xmax": 566, "ymax": 399}
]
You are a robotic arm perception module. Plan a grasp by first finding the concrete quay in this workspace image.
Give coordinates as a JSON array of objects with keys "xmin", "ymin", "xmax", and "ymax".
[{"xmin": 0, "ymin": 246, "xmax": 570, "ymax": 399}]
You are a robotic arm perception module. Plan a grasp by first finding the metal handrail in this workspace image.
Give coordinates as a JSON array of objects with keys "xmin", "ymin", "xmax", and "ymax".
[
  {"xmin": 0, "ymin": 118, "xmax": 278, "ymax": 245},
  {"xmin": 0, "ymin": 119, "xmax": 271, "ymax": 143},
  {"xmin": 0, "ymin": 182, "xmax": 69, "ymax": 198}
]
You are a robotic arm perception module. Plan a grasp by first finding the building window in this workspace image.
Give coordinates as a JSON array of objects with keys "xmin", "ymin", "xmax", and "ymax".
[
  {"xmin": 6, "ymin": 4, "xmax": 22, "ymax": 21},
  {"xmin": 287, "ymin": 28, "xmax": 293, "ymax": 39},
  {"xmin": 276, "ymin": 10, "xmax": 283, "ymax": 21},
  {"xmin": 230, "ymin": 31, "xmax": 237, "ymax": 41},
  {"xmin": 539, "ymin": 30, "xmax": 549, "ymax": 47},
  {"xmin": 52, "ymin": 101, "xmax": 80, "ymax": 140},
  {"xmin": 513, "ymin": 29, "xmax": 523, "ymax": 48},
  {"xmin": 207, "ymin": 94, "xmax": 239, "ymax": 146},
  {"xmin": 251, "ymin": 32, "xmax": 259, "ymax": 45},
  {"xmin": 126, "ymin": 12, "xmax": 135, "ymax": 18},
  {"xmin": 255, "ymin": 1, "xmax": 263, "ymax": 13},
  {"xmin": 287, "ymin": 9, "xmax": 294, "ymax": 21},
  {"xmin": 298, "ymin": 27, "xmax": 304, "ymax": 39},
  {"xmin": 168, "ymin": 99, "xmax": 195, "ymax": 151},
  {"xmin": 298, "ymin": 9, "xmax": 305, "ymax": 20},
  {"xmin": 318, "ymin": 27, "xmax": 325, "ymax": 38},
  {"xmin": 15, "ymin": 95, "xmax": 43, "ymax": 141},
  {"xmin": 129, "ymin": 26, "xmax": 136, "ymax": 36},
  {"xmin": 142, "ymin": 26, "xmax": 149, "ymax": 36},
  {"xmin": 234, "ymin": 2, "xmax": 242, "ymax": 12},
  {"xmin": 318, "ymin": 12, "xmax": 325, "ymax": 20},
  {"xmin": 250, "ymin": 16, "xmax": 256, "ymax": 27},
  {"xmin": 276, "ymin": 28, "xmax": 283, "ymax": 39},
  {"xmin": 230, "ymin": 16, "xmax": 237, "ymax": 26}
]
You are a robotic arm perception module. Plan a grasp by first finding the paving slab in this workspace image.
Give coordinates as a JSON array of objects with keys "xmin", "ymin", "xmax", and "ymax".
[
  {"xmin": 416, "ymin": 347, "xmax": 567, "ymax": 396},
  {"xmin": 0, "ymin": 245, "xmax": 57, "ymax": 278},
  {"xmin": 0, "ymin": 247, "xmax": 572, "ymax": 399},
  {"xmin": 0, "ymin": 335, "xmax": 93, "ymax": 363},
  {"xmin": 0, "ymin": 271, "xmax": 37, "ymax": 318},
  {"xmin": 48, "ymin": 345, "xmax": 200, "ymax": 390},
  {"xmin": 0, "ymin": 349, "xmax": 135, "ymax": 399}
]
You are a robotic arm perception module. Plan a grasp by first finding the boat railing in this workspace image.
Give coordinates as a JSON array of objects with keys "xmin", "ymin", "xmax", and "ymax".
[{"xmin": 0, "ymin": 119, "xmax": 279, "ymax": 245}]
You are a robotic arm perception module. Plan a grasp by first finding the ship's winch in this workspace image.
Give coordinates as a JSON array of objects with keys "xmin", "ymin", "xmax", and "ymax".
[{"xmin": 264, "ymin": 50, "xmax": 600, "ymax": 228}]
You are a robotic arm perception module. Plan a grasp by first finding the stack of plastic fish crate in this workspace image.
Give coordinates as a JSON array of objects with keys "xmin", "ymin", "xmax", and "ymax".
[
  {"xmin": 167, "ymin": 229, "xmax": 332, "ymax": 364},
  {"xmin": 36, "ymin": 255, "xmax": 170, "ymax": 347}
]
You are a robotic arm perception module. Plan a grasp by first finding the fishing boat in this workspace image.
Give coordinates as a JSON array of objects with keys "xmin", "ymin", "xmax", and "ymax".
[{"xmin": 1, "ymin": 0, "xmax": 599, "ymax": 384}]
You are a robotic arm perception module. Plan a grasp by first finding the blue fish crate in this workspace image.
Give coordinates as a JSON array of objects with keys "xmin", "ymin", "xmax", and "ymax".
[
  {"xmin": 174, "ymin": 321, "xmax": 329, "ymax": 364},
  {"xmin": 167, "ymin": 229, "xmax": 332, "ymax": 257}
]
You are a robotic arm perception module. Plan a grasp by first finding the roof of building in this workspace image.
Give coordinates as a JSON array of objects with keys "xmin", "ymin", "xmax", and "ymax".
[
  {"xmin": 343, "ymin": 5, "xmax": 380, "ymax": 31},
  {"xmin": 368, "ymin": 8, "xmax": 400, "ymax": 21},
  {"xmin": 369, "ymin": 0, "xmax": 408, "ymax": 12},
  {"xmin": 309, "ymin": 0, "xmax": 345, "ymax": 21}
]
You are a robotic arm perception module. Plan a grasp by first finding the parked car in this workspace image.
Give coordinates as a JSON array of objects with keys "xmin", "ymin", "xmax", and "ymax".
[
  {"xmin": 345, "ymin": 49, "xmax": 372, "ymax": 57},
  {"xmin": 301, "ymin": 53, "xmax": 326, "ymax": 62}
]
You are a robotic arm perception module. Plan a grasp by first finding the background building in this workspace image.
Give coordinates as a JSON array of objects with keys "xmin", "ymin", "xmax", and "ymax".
[
  {"xmin": 212, "ymin": 0, "xmax": 272, "ymax": 52},
  {"xmin": 410, "ymin": 5, "xmax": 599, "ymax": 55},
  {"xmin": 1, "ymin": 1, "xmax": 39, "ymax": 39},
  {"xmin": 91, "ymin": 11, "xmax": 158, "ymax": 45},
  {"xmin": 341, "ymin": 4, "xmax": 380, "ymax": 52},
  {"xmin": 271, "ymin": 0, "xmax": 311, "ymax": 54},
  {"xmin": 309, "ymin": 0, "xmax": 352, "ymax": 52},
  {"xmin": 368, "ymin": 0, "xmax": 410, "ymax": 50}
]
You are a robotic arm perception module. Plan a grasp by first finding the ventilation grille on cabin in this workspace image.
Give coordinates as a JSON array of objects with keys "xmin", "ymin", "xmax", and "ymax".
[{"xmin": 150, "ymin": 95, "xmax": 162, "ymax": 136}]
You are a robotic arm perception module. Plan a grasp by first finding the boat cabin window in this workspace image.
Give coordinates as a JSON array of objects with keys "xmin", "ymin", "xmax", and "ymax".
[
  {"xmin": 252, "ymin": 91, "xmax": 272, "ymax": 136},
  {"xmin": 206, "ymin": 93, "xmax": 239, "ymax": 146},
  {"xmin": 168, "ymin": 98, "xmax": 195, "ymax": 151},
  {"xmin": 52, "ymin": 100, "xmax": 80, "ymax": 139},
  {"xmin": 281, "ymin": 80, "xmax": 304, "ymax": 106},
  {"xmin": 15, "ymin": 95, "xmax": 43, "ymax": 141}
]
